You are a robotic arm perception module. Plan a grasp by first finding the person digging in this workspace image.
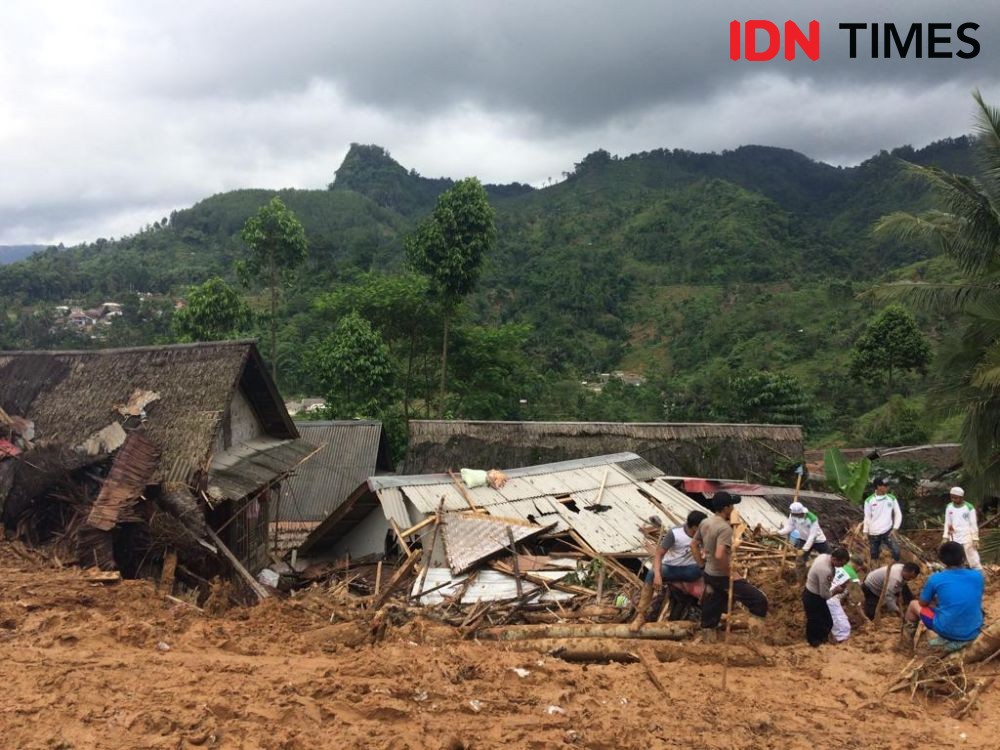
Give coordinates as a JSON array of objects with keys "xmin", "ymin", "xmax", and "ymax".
[
  {"xmin": 802, "ymin": 547, "xmax": 851, "ymax": 647},
  {"xmin": 691, "ymin": 492, "xmax": 768, "ymax": 643}
]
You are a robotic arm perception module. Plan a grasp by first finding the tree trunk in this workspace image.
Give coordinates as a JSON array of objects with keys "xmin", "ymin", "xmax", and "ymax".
[
  {"xmin": 403, "ymin": 325, "xmax": 415, "ymax": 422},
  {"xmin": 476, "ymin": 622, "xmax": 694, "ymax": 642},
  {"xmin": 269, "ymin": 251, "xmax": 278, "ymax": 384},
  {"xmin": 439, "ymin": 309, "xmax": 450, "ymax": 418}
]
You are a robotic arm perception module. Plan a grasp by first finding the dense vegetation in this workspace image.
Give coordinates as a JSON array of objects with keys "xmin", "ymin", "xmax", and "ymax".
[{"xmin": 0, "ymin": 137, "xmax": 979, "ymax": 457}]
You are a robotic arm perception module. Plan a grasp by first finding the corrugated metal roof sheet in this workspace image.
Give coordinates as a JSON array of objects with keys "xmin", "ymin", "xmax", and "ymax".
[
  {"xmin": 441, "ymin": 513, "xmax": 550, "ymax": 574},
  {"xmin": 412, "ymin": 567, "xmax": 576, "ymax": 605},
  {"xmin": 207, "ymin": 438, "xmax": 318, "ymax": 501},
  {"xmin": 733, "ymin": 496, "xmax": 787, "ymax": 532},
  {"xmin": 279, "ymin": 421, "xmax": 389, "ymax": 522}
]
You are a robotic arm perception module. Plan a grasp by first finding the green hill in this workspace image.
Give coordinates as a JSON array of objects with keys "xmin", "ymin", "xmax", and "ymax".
[{"xmin": 0, "ymin": 135, "xmax": 976, "ymax": 446}]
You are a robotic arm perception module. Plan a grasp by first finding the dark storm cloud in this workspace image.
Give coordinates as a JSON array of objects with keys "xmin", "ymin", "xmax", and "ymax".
[{"xmin": 1, "ymin": 1, "xmax": 999, "ymax": 243}]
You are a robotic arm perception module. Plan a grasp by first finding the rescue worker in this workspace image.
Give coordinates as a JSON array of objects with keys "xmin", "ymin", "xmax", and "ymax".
[
  {"xmin": 863, "ymin": 478, "xmax": 903, "ymax": 561},
  {"xmin": 777, "ymin": 501, "xmax": 829, "ymax": 562},
  {"xmin": 943, "ymin": 487, "xmax": 981, "ymax": 570}
]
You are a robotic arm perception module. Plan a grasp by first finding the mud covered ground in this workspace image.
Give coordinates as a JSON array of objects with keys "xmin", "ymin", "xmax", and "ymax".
[{"xmin": 1, "ymin": 542, "xmax": 997, "ymax": 750}]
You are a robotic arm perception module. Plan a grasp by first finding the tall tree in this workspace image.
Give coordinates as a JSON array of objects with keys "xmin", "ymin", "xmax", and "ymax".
[
  {"xmin": 405, "ymin": 178, "xmax": 496, "ymax": 416},
  {"xmin": 875, "ymin": 90, "xmax": 1000, "ymax": 493},
  {"xmin": 172, "ymin": 277, "xmax": 251, "ymax": 342},
  {"xmin": 849, "ymin": 304, "xmax": 931, "ymax": 389},
  {"xmin": 238, "ymin": 196, "xmax": 308, "ymax": 381},
  {"xmin": 308, "ymin": 312, "xmax": 395, "ymax": 419}
]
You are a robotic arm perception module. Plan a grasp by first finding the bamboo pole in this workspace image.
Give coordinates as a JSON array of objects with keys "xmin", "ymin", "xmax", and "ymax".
[
  {"xmin": 413, "ymin": 499, "xmax": 445, "ymax": 600},
  {"xmin": 478, "ymin": 622, "xmax": 694, "ymax": 641},
  {"xmin": 722, "ymin": 510, "xmax": 746, "ymax": 691}
]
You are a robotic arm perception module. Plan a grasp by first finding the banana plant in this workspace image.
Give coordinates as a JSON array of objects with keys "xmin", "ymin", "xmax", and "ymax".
[{"xmin": 824, "ymin": 447, "xmax": 872, "ymax": 505}]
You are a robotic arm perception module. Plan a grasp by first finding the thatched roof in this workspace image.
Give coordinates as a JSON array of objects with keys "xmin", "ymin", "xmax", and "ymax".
[
  {"xmin": 0, "ymin": 341, "xmax": 297, "ymax": 485},
  {"xmin": 405, "ymin": 420, "xmax": 802, "ymax": 481}
]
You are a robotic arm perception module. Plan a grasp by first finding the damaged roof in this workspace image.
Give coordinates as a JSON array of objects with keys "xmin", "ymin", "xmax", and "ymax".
[
  {"xmin": 0, "ymin": 341, "xmax": 298, "ymax": 485},
  {"xmin": 300, "ymin": 452, "xmax": 707, "ymax": 557}
]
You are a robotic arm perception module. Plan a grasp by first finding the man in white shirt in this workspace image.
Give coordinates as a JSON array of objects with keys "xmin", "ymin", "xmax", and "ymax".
[
  {"xmin": 863, "ymin": 478, "xmax": 903, "ymax": 562},
  {"xmin": 777, "ymin": 501, "xmax": 829, "ymax": 562},
  {"xmin": 943, "ymin": 487, "xmax": 981, "ymax": 570},
  {"xmin": 828, "ymin": 560, "xmax": 861, "ymax": 642}
]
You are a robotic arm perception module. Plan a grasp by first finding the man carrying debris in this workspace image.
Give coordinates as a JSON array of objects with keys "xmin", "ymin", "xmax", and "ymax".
[
  {"xmin": 777, "ymin": 501, "xmax": 829, "ymax": 562},
  {"xmin": 903, "ymin": 541, "xmax": 984, "ymax": 649},
  {"xmin": 863, "ymin": 478, "xmax": 902, "ymax": 562},
  {"xmin": 802, "ymin": 547, "xmax": 851, "ymax": 646},
  {"xmin": 691, "ymin": 492, "xmax": 768, "ymax": 642},
  {"xmin": 943, "ymin": 487, "xmax": 981, "ymax": 571},
  {"xmin": 861, "ymin": 562, "xmax": 921, "ymax": 620}
]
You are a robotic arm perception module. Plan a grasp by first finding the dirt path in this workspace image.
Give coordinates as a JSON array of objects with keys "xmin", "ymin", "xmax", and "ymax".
[{"xmin": 1, "ymin": 544, "xmax": 997, "ymax": 750}]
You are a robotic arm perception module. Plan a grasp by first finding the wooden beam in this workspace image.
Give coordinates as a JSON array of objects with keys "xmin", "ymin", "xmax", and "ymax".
[
  {"xmin": 206, "ymin": 528, "xmax": 272, "ymax": 602},
  {"xmin": 477, "ymin": 622, "xmax": 694, "ymax": 641},
  {"xmin": 370, "ymin": 549, "xmax": 422, "ymax": 610},
  {"xmin": 448, "ymin": 470, "xmax": 481, "ymax": 512},
  {"xmin": 400, "ymin": 516, "xmax": 436, "ymax": 539}
]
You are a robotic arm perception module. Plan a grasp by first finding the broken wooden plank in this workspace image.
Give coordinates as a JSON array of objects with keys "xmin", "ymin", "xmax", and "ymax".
[
  {"xmin": 488, "ymin": 560, "xmax": 594, "ymax": 596},
  {"xmin": 449, "ymin": 470, "xmax": 481, "ymax": 512},
  {"xmin": 370, "ymin": 550, "xmax": 422, "ymax": 610},
  {"xmin": 639, "ymin": 647, "xmax": 667, "ymax": 695},
  {"xmin": 400, "ymin": 515, "xmax": 436, "ymax": 539},
  {"xmin": 206, "ymin": 527, "xmax": 272, "ymax": 602}
]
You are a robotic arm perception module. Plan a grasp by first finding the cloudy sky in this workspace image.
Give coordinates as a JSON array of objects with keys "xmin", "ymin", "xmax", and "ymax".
[{"xmin": 1, "ymin": 0, "xmax": 998, "ymax": 244}]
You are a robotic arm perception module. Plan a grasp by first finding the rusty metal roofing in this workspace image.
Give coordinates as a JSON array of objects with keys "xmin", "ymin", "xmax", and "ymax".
[
  {"xmin": 0, "ymin": 341, "xmax": 297, "ymax": 485},
  {"xmin": 279, "ymin": 420, "xmax": 391, "ymax": 523},
  {"xmin": 207, "ymin": 437, "xmax": 318, "ymax": 501},
  {"xmin": 441, "ymin": 513, "xmax": 550, "ymax": 574}
]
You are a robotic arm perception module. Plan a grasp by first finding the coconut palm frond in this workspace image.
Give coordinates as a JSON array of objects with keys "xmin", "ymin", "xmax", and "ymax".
[
  {"xmin": 867, "ymin": 281, "xmax": 995, "ymax": 314},
  {"xmin": 973, "ymin": 89, "xmax": 1000, "ymax": 188}
]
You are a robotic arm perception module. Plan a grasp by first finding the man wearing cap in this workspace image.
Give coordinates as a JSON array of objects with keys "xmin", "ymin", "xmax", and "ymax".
[
  {"xmin": 803, "ymin": 547, "xmax": 851, "ymax": 646},
  {"xmin": 691, "ymin": 491, "xmax": 768, "ymax": 642},
  {"xmin": 943, "ymin": 487, "xmax": 981, "ymax": 570},
  {"xmin": 778, "ymin": 502, "xmax": 829, "ymax": 562},
  {"xmin": 863, "ymin": 478, "xmax": 903, "ymax": 562}
]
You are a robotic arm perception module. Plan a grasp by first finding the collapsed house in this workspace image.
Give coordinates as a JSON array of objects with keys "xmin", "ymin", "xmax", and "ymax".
[
  {"xmin": 404, "ymin": 420, "xmax": 803, "ymax": 481},
  {"xmin": 271, "ymin": 420, "xmax": 392, "ymax": 552},
  {"xmin": 296, "ymin": 453, "xmax": 713, "ymax": 602},
  {"xmin": 0, "ymin": 342, "xmax": 315, "ymax": 593}
]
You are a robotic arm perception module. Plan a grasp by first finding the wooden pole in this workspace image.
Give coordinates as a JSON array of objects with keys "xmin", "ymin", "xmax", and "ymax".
[
  {"xmin": 872, "ymin": 564, "xmax": 893, "ymax": 626},
  {"xmin": 374, "ymin": 560, "xmax": 383, "ymax": 595},
  {"xmin": 722, "ymin": 509, "xmax": 746, "ymax": 691},
  {"xmin": 206, "ymin": 527, "xmax": 272, "ymax": 602},
  {"xmin": 448, "ymin": 471, "xmax": 480, "ymax": 512},
  {"xmin": 370, "ymin": 550, "xmax": 422, "ymax": 610},
  {"xmin": 507, "ymin": 527, "xmax": 524, "ymax": 600},
  {"xmin": 414, "ymin": 500, "xmax": 446, "ymax": 601}
]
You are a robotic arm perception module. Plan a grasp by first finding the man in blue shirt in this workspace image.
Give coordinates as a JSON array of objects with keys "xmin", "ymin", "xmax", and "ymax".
[{"xmin": 902, "ymin": 541, "xmax": 984, "ymax": 649}]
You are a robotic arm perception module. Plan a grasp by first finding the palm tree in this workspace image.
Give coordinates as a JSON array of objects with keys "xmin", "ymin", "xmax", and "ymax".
[{"xmin": 875, "ymin": 90, "xmax": 1000, "ymax": 496}]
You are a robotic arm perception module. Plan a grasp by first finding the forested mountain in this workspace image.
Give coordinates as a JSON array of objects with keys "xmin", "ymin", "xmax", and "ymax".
[
  {"xmin": 0, "ymin": 245, "xmax": 43, "ymax": 265},
  {"xmin": 0, "ymin": 136, "xmax": 977, "ymax": 450}
]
